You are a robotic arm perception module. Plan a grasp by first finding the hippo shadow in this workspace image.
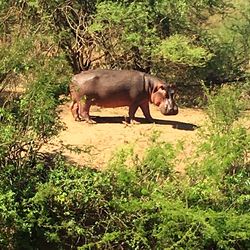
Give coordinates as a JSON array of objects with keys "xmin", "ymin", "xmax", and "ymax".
[{"xmin": 91, "ymin": 116, "xmax": 198, "ymax": 131}]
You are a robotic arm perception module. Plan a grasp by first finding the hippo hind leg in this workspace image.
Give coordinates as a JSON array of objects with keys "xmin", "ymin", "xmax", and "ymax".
[
  {"xmin": 78, "ymin": 99, "xmax": 96, "ymax": 124},
  {"xmin": 70, "ymin": 101, "xmax": 81, "ymax": 121}
]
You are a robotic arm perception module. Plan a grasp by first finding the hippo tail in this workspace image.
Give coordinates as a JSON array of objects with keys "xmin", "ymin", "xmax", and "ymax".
[
  {"xmin": 65, "ymin": 84, "xmax": 70, "ymax": 96},
  {"xmin": 68, "ymin": 78, "xmax": 77, "ymax": 99}
]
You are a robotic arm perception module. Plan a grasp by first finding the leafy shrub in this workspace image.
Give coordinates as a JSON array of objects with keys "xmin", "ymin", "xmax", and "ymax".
[
  {"xmin": 1, "ymin": 158, "xmax": 249, "ymax": 249},
  {"xmin": 204, "ymin": 85, "xmax": 247, "ymax": 132},
  {"xmin": 1, "ymin": 27, "xmax": 250, "ymax": 249},
  {"xmin": 19, "ymin": 56, "xmax": 70, "ymax": 139},
  {"xmin": 0, "ymin": 34, "xmax": 72, "ymax": 248},
  {"xmin": 1, "ymin": 82, "xmax": 250, "ymax": 249},
  {"xmin": 186, "ymin": 84, "xmax": 250, "ymax": 212},
  {"xmin": 137, "ymin": 130, "xmax": 177, "ymax": 184},
  {"xmin": 157, "ymin": 34, "xmax": 213, "ymax": 67}
]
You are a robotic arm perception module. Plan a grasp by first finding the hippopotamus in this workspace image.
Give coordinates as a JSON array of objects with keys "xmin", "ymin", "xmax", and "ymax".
[{"xmin": 69, "ymin": 69, "xmax": 178, "ymax": 124}]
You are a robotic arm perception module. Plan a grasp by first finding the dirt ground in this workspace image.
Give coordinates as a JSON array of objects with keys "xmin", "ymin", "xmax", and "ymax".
[{"xmin": 51, "ymin": 102, "xmax": 206, "ymax": 171}]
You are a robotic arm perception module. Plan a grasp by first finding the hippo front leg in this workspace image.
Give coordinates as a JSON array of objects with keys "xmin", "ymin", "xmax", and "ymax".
[{"xmin": 139, "ymin": 101, "xmax": 154, "ymax": 123}]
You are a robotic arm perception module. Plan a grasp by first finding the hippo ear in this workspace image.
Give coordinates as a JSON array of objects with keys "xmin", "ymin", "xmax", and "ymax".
[
  {"xmin": 168, "ymin": 83, "xmax": 177, "ymax": 92},
  {"xmin": 166, "ymin": 84, "xmax": 177, "ymax": 95}
]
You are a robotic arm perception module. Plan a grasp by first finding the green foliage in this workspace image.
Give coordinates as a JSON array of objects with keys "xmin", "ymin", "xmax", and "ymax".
[
  {"xmin": 0, "ymin": 28, "xmax": 72, "ymax": 248},
  {"xmin": 19, "ymin": 55, "xmax": 70, "ymax": 138},
  {"xmin": 1, "ymin": 86, "xmax": 249, "ymax": 248},
  {"xmin": 1, "ymin": 0, "xmax": 250, "ymax": 85},
  {"xmin": 1, "ymin": 149, "xmax": 249, "ymax": 249},
  {"xmin": 0, "ymin": 37, "xmax": 33, "ymax": 75},
  {"xmin": 157, "ymin": 34, "xmax": 213, "ymax": 67},
  {"xmin": 89, "ymin": 1, "xmax": 158, "ymax": 70},
  {"xmin": 186, "ymin": 85, "xmax": 250, "ymax": 212},
  {"xmin": 205, "ymin": 85, "xmax": 247, "ymax": 132},
  {"xmin": 200, "ymin": 1, "xmax": 250, "ymax": 83},
  {"xmin": 0, "ymin": 0, "xmax": 250, "ymax": 249},
  {"xmin": 138, "ymin": 130, "xmax": 176, "ymax": 182},
  {"xmin": 0, "ymin": 35, "xmax": 71, "ymax": 172},
  {"xmin": 3, "ymin": 0, "xmax": 249, "ymax": 86}
]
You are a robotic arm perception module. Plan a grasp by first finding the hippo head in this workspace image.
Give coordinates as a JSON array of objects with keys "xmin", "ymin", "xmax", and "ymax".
[
  {"xmin": 160, "ymin": 84, "xmax": 178, "ymax": 115},
  {"xmin": 152, "ymin": 84, "xmax": 178, "ymax": 115}
]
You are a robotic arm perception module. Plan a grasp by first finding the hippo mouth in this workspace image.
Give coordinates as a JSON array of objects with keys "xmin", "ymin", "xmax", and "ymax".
[
  {"xmin": 160, "ymin": 105, "xmax": 179, "ymax": 115},
  {"xmin": 159, "ymin": 98, "xmax": 179, "ymax": 115}
]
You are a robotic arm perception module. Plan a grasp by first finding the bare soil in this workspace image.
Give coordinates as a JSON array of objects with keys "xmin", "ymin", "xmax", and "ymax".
[{"xmin": 51, "ymin": 102, "xmax": 206, "ymax": 171}]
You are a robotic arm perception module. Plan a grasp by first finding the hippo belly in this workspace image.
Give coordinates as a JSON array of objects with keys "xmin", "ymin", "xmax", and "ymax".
[
  {"xmin": 94, "ymin": 98, "xmax": 133, "ymax": 108},
  {"xmin": 91, "ymin": 92, "xmax": 134, "ymax": 108}
]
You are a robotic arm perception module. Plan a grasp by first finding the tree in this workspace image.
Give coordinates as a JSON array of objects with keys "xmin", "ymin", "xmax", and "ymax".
[
  {"xmin": 3, "ymin": 0, "xmax": 249, "ymax": 84},
  {"xmin": 201, "ymin": 0, "xmax": 250, "ymax": 84}
]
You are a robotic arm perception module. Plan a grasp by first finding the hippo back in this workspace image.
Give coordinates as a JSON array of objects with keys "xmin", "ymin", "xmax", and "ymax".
[{"xmin": 71, "ymin": 69, "xmax": 147, "ymax": 100}]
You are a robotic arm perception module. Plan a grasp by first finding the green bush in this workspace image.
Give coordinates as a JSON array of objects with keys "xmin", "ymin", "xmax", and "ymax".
[
  {"xmin": 186, "ymin": 85, "xmax": 249, "ymax": 213},
  {"xmin": 1, "ymin": 158, "xmax": 249, "ymax": 249},
  {"xmin": 157, "ymin": 34, "xmax": 213, "ymax": 67},
  {"xmin": 1, "ymin": 91, "xmax": 249, "ymax": 249},
  {"xmin": 0, "ymin": 26, "xmax": 249, "ymax": 249},
  {"xmin": 204, "ymin": 85, "xmax": 247, "ymax": 132}
]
